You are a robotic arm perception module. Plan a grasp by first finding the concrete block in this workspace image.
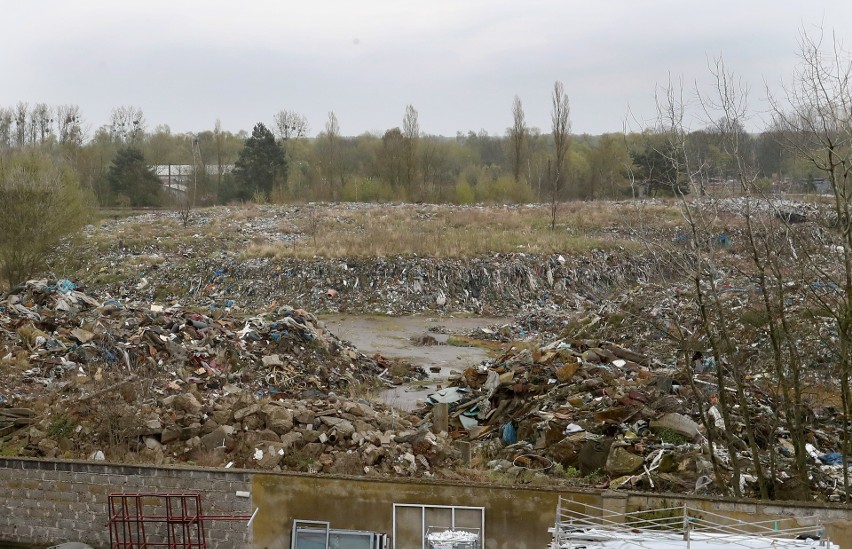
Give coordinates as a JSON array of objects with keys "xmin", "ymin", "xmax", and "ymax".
[{"xmin": 432, "ymin": 402, "xmax": 449, "ymax": 434}]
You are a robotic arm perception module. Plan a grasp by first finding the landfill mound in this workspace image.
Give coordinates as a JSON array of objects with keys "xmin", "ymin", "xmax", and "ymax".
[
  {"xmin": 414, "ymin": 249, "xmax": 851, "ymax": 502},
  {"xmin": 415, "ymin": 332, "xmax": 843, "ymax": 499},
  {"xmin": 0, "ymin": 279, "xmax": 386, "ymax": 398},
  {"xmin": 70, "ymin": 203, "xmax": 663, "ymax": 317},
  {"xmin": 0, "ymin": 279, "xmax": 462, "ymax": 475},
  {"xmin": 84, "ymin": 252, "xmax": 657, "ymax": 317},
  {"xmin": 5, "ymin": 201, "xmax": 849, "ymax": 499}
]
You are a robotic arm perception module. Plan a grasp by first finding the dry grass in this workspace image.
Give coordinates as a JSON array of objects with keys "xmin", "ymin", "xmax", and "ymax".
[
  {"xmin": 80, "ymin": 201, "xmax": 687, "ymax": 266},
  {"xmin": 245, "ymin": 202, "xmax": 681, "ymax": 259}
]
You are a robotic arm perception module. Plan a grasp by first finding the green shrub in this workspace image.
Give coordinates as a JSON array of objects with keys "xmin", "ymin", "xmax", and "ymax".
[
  {"xmin": 47, "ymin": 414, "xmax": 77, "ymax": 439},
  {"xmin": 454, "ymin": 180, "xmax": 475, "ymax": 204}
]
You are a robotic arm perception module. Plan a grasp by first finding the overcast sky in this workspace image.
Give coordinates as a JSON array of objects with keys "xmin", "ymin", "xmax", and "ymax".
[{"xmin": 3, "ymin": 1, "xmax": 850, "ymax": 138}]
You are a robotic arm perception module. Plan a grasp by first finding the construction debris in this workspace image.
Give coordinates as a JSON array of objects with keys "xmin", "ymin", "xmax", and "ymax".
[{"xmin": 3, "ymin": 200, "xmax": 852, "ymax": 503}]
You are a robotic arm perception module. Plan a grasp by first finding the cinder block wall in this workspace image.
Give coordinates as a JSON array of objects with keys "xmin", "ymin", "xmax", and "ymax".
[
  {"xmin": 4, "ymin": 457, "xmax": 852, "ymax": 549},
  {"xmin": 0, "ymin": 458, "xmax": 253, "ymax": 548}
]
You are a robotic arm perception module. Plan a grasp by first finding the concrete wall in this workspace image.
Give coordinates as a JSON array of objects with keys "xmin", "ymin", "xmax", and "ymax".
[
  {"xmin": 0, "ymin": 458, "xmax": 253, "ymax": 548},
  {"xmin": 2, "ymin": 457, "xmax": 852, "ymax": 549},
  {"xmin": 250, "ymin": 474, "xmax": 600, "ymax": 549}
]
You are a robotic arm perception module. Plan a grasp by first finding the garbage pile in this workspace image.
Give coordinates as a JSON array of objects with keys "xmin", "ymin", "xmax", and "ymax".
[
  {"xmin": 9, "ymin": 200, "xmax": 850, "ymax": 499},
  {"xmin": 0, "ymin": 279, "xmax": 465, "ymax": 474},
  {"xmin": 12, "ymin": 387, "xmax": 459, "ymax": 476},
  {"xmin": 418, "ymin": 327, "xmax": 851, "ymax": 501},
  {"xmin": 82, "ymin": 251, "xmax": 656, "ymax": 317},
  {"xmin": 0, "ymin": 279, "xmax": 388, "ymax": 401}
]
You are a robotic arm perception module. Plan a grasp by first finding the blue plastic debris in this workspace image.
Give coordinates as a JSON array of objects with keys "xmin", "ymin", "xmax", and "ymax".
[
  {"xmin": 819, "ymin": 452, "xmax": 844, "ymax": 466},
  {"xmin": 57, "ymin": 279, "xmax": 77, "ymax": 294},
  {"xmin": 502, "ymin": 422, "xmax": 517, "ymax": 444}
]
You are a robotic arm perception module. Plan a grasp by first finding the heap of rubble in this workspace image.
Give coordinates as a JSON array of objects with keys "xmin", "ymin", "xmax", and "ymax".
[
  {"xmin": 418, "ymin": 319, "xmax": 848, "ymax": 500},
  {"xmin": 0, "ymin": 279, "xmax": 458, "ymax": 476},
  {"xmin": 84, "ymin": 251, "xmax": 657, "ymax": 317}
]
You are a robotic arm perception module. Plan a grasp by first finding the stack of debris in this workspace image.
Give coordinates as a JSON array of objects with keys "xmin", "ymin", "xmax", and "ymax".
[
  {"xmin": 11, "ymin": 387, "xmax": 458, "ymax": 476},
  {"xmin": 0, "ymin": 278, "xmax": 389, "ymax": 402},
  {"xmin": 83, "ymin": 252, "xmax": 656, "ymax": 317},
  {"xmin": 0, "ymin": 278, "xmax": 462, "ymax": 475},
  {"xmin": 417, "ymin": 329, "xmax": 851, "ymax": 500}
]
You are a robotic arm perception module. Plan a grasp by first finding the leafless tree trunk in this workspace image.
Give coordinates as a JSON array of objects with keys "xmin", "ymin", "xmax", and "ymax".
[
  {"xmin": 273, "ymin": 110, "xmax": 309, "ymax": 187},
  {"xmin": 0, "ymin": 108, "xmax": 12, "ymax": 150},
  {"xmin": 109, "ymin": 105, "xmax": 146, "ymax": 144},
  {"xmin": 14, "ymin": 102, "xmax": 27, "ymax": 148},
  {"xmin": 550, "ymin": 81, "xmax": 571, "ymax": 230},
  {"xmin": 509, "ymin": 95, "xmax": 528, "ymax": 184},
  {"xmin": 324, "ymin": 111, "xmax": 340, "ymax": 200},
  {"xmin": 403, "ymin": 104, "xmax": 420, "ymax": 200},
  {"xmin": 56, "ymin": 105, "xmax": 83, "ymax": 146},
  {"xmin": 213, "ymin": 119, "xmax": 225, "ymax": 199},
  {"xmin": 273, "ymin": 109, "xmax": 309, "ymax": 142},
  {"xmin": 769, "ymin": 27, "xmax": 852, "ymax": 499},
  {"xmin": 31, "ymin": 103, "xmax": 52, "ymax": 144}
]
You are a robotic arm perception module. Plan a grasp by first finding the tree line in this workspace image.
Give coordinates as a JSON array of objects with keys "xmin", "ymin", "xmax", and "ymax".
[{"xmin": 0, "ymin": 94, "xmax": 827, "ymax": 209}]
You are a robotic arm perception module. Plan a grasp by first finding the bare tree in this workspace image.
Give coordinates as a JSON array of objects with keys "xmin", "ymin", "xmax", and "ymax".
[
  {"xmin": 109, "ymin": 105, "xmax": 146, "ymax": 144},
  {"xmin": 626, "ymin": 57, "xmax": 826, "ymax": 500},
  {"xmin": 641, "ymin": 77, "xmax": 751, "ymax": 496},
  {"xmin": 550, "ymin": 81, "xmax": 571, "ymax": 230},
  {"xmin": 402, "ymin": 104, "xmax": 420, "ymax": 198},
  {"xmin": 27, "ymin": 106, "xmax": 38, "ymax": 145},
  {"xmin": 14, "ymin": 102, "xmax": 27, "ymax": 147},
  {"xmin": 56, "ymin": 105, "xmax": 83, "ymax": 146},
  {"xmin": 31, "ymin": 103, "xmax": 52, "ymax": 144},
  {"xmin": 769, "ymin": 27, "xmax": 852, "ymax": 498},
  {"xmin": 322, "ymin": 111, "xmax": 340, "ymax": 199},
  {"xmin": 0, "ymin": 108, "xmax": 12, "ymax": 150},
  {"xmin": 273, "ymin": 110, "xmax": 309, "ymax": 141},
  {"xmin": 273, "ymin": 110, "xmax": 309, "ymax": 187},
  {"xmin": 213, "ymin": 119, "xmax": 225, "ymax": 197},
  {"xmin": 176, "ymin": 136, "xmax": 203, "ymax": 227},
  {"xmin": 508, "ymin": 95, "xmax": 528, "ymax": 183}
]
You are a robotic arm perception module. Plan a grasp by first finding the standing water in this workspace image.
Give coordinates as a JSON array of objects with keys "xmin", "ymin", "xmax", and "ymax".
[{"xmin": 321, "ymin": 315, "xmax": 506, "ymax": 410}]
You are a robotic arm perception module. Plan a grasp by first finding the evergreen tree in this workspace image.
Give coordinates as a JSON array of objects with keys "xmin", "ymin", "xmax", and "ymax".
[
  {"xmin": 106, "ymin": 147, "xmax": 163, "ymax": 207},
  {"xmin": 233, "ymin": 122, "xmax": 286, "ymax": 200}
]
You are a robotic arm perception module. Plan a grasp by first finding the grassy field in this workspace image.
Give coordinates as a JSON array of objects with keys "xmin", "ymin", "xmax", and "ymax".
[{"xmin": 243, "ymin": 201, "xmax": 685, "ymax": 259}]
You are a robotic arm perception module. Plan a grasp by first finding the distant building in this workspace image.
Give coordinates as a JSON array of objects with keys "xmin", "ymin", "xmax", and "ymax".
[
  {"xmin": 151, "ymin": 164, "xmax": 234, "ymax": 194},
  {"xmin": 812, "ymin": 178, "xmax": 831, "ymax": 194}
]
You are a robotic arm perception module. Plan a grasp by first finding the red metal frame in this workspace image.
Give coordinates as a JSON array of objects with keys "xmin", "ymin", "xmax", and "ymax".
[{"xmin": 108, "ymin": 493, "xmax": 252, "ymax": 549}]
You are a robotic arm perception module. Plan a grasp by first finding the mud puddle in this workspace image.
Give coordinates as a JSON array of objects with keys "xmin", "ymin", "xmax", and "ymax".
[{"xmin": 320, "ymin": 315, "xmax": 508, "ymax": 410}]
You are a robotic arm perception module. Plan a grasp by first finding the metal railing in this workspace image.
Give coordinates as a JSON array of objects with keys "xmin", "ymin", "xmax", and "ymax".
[
  {"xmin": 107, "ymin": 493, "xmax": 254, "ymax": 549},
  {"xmin": 551, "ymin": 497, "xmax": 834, "ymax": 549}
]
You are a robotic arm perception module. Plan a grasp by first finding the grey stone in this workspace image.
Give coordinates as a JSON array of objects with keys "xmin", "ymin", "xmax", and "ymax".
[
  {"xmin": 161, "ymin": 425, "xmax": 181, "ymax": 444},
  {"xmin": 294, "ymin": 409, "xmax": 315, "ymax": 424},
  {"xmin": 265, "ymin": 407, "xmax": 294, "ymax": 434},
  {"xmin": 650, "ymin": 413, "xmax": 700, "ymax": 440},
  {"xmin": 210, "ymin": 409, "xmax": 232, "ymax": 424},
  {"xmin": 262, "ymin": 354, "xmax": 283, "ymax": 367},
  {"xmin": 255, "ymin": 443, "xmax": 286, "ymax": 469},
  {"xmin": 605, "ymin": 446, "xmax": 645, "ymax": 476},
  {"xmin": 171, "ymin": 393, "xmax": 202, "ymax": 414},
  {"xmin": 200, "ymin": 427, "xmax": 230, "ymax": 450},
  {"xmin": 255, "ymin": 429, "xmax": 281, "ymax": 443},
  {"xmin": 280, "ymin": 431, "xmax": 303, "ymax": 449},
  {"xmin": 577, "ymin": 438, "xmax": 613, "ymax": 475},
  {"xmin": 200, "ymin": 419, "xmax": 220, "ymax": 436},
  {"xmin": 234, "ymin": 403, "xmax": 261, "ymax": 421},
  {"xmin": 144, "ymin": 437, "xmax": 162, "ymax": 451}
]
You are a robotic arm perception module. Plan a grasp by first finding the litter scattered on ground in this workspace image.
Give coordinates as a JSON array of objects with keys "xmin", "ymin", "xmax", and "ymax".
[{"xmin": 3, "ymin": 199, "xmax": 852, "ymax": 502}]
